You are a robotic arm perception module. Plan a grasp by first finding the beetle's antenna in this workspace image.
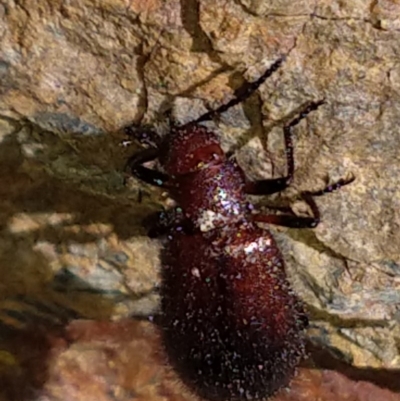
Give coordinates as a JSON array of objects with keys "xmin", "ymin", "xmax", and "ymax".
[{"xmin": 189, "ymin": 56, "xmax": 286, "ymax": 125}]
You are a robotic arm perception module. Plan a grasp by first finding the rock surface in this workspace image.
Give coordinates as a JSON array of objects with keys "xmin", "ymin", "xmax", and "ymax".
[
  {"xmin": 1, "ymin": 319, "xmax": 400, "ymax": 401},
  {"xmin": 0, "ymin": 0, "xmax": 399, "ymax": 399}
]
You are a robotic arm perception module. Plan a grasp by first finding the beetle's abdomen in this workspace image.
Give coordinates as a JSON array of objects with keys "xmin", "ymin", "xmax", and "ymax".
[{"xmin": 160, "ymin": 224, "xmax": 307, "ymax": 401}]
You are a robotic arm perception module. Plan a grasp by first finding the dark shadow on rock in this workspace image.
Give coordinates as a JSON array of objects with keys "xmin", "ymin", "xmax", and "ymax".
[
  {"xmin": 303, "ymin": 340, "xmax": 400, "ymax": 393},
  {"xmin": 0, "ymin": 308, "xmax": 71, "ymax": 400},
  {"xmin": 0, "ymin": 119, "xmax": 159, "ymax": 400},
  {"xmin": 0, "ymin": 325, "xmax": 55, "ymax": 400}
]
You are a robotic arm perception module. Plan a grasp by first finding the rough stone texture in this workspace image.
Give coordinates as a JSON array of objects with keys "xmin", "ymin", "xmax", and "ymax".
[
  {"xmin": 1, "ymin": 319, "xmax": 399, "ymax": 401},
  {"xmin": 0, "ymin": 0, "xmax": 400, "ymax": 399}
]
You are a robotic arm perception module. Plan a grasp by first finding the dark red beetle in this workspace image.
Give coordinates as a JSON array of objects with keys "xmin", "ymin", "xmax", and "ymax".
[{"xmin": 124, "ymin": 57, "xmax": 354, "ymax": 401}]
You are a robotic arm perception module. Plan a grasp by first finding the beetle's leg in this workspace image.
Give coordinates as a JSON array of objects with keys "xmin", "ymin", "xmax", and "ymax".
[
  {"xmin": 252, "ymin": 175, "xmax": 355, "ymax": 228},
  {"xmin": 245, "ymin": 177, "xmax": 290, "ymax": 196},
  {"xmin": 143, "ymin": 207, "xmax": 193, "ymax": 238},
  {"xmin": 252, "ymin": 211, "xmax": 318, "ymax": 228},
  {"xmin": 303, "ymin": 175, "xmax": 355, "ymax": 197},
  {"xmin": 123, "ymin": 124, "xmax": 162, "ymax": 148},
  {"xmin": 245, "ymin": 100, "xmax": 325, "ymax": 195},
  {"xmin": 123, "ymin": 123, "xmax": 171, "ymax": 187},
  {"xmin": 125, "ymin": 148, "xmax": 170, "ymax": 187},
  {"xmin": 191, "ymin": 57, "xmax": 285, "ymax": 124}
]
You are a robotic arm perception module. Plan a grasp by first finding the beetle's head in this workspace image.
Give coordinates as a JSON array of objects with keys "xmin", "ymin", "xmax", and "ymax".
[{"xmin": 160, "ymin": 125, "xmax": 225, "ymax": 175}]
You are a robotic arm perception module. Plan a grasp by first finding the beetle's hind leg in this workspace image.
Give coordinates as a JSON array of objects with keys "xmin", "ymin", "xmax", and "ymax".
[{"xmin": 252, "ymin": 209, "xmax": 318, "ymax": 229}]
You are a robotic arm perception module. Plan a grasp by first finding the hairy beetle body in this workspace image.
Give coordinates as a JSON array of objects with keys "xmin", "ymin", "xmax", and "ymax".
[{"xmin": 124, "ymin": 57, "xmax": 354, "ymax": 400}]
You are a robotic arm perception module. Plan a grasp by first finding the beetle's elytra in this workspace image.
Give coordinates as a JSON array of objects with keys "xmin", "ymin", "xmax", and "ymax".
[{"xmin": 124, "ymin": 56, "xmax": 354, "ymax": 401}]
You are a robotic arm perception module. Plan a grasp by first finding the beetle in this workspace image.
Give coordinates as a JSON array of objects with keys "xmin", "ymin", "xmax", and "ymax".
[{"xmin": 124, "ymin": 56, "xmax": 354, "ymax": 401}]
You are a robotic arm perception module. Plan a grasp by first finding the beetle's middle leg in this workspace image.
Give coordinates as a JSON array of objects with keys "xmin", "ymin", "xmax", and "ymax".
[{"xmin": 252, "ymin": 176, "xmax": 355, "ymax": 228}]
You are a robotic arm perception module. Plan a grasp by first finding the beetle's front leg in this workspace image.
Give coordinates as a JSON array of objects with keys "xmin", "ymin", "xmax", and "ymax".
[
  {"xmin": 123, "ymin": 123, "xmax": 171, "ymax": 188},
  {"xmin": 123, "ymin": 123, "xmax": 162, "ymax": 148},
  {"xmin": 125, "ymin": 148, "xmax": 170, "ymax": 187}
]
